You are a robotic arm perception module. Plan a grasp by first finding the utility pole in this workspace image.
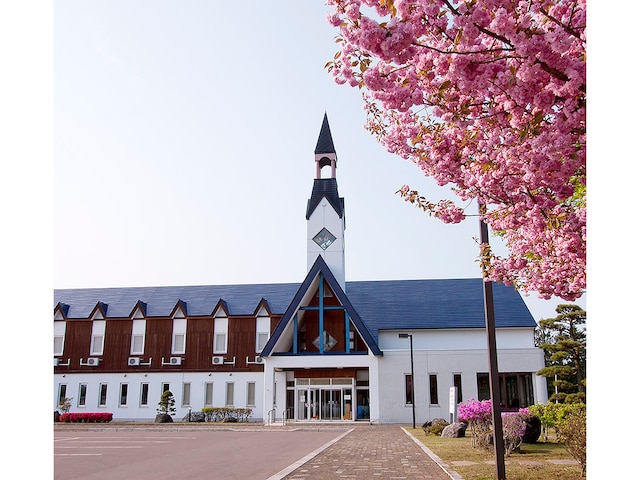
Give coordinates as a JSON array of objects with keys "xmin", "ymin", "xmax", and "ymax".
[{"xmin": 479, "ymin": 203, "xmax": 506, "ymax": 480}]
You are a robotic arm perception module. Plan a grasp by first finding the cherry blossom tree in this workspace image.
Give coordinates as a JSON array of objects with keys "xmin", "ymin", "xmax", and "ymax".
[{"xmin": 326, "ymin": 0, "xmax": 586, "ymax": 300}]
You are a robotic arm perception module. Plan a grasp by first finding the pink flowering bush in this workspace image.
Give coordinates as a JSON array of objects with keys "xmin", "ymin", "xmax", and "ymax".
[
  {"xmin": 502, "ymin": 411, "xmax": 528, "ymax": 455},
  {"xmin": 327, "ymin": 0, "xmax": 586, "ymax": 301},
  {"xmin": 458, "ymin": 402, "xmax": 539, "ymax": 454},
  {"xmin": 59, "ymin": 412, "xmax": 113, "ymax": 423},
  {"xmin": 458, "ymin": 399, "xmax": 493, "ymax": 448}
]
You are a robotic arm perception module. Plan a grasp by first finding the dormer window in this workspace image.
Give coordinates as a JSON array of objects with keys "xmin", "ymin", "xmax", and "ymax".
[
  {"xmin": 130, "ymin": 319, "xmax": 146, "ymax": 355},
  {"xmin": 213, "ymin": 315, "xmax": 228, "ymax": 354},
  {"xmin": 54, "ymin": 321, "xmax": 66, "ymax": 356},
  {"xmin": 172, "ymin": 318, "xmax": 187, "ymax": 355},
  {"xmin": 90, "ymin": 320, "xmax": 105, "ymax": 356}
]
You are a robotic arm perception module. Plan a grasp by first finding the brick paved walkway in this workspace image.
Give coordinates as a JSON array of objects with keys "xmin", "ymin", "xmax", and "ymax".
[{"xmin": 282, "ymin": 425, "xmax": 457, "ymax": 480}]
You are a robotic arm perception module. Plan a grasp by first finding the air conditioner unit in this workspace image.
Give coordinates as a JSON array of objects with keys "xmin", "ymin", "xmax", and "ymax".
[
  {"xmin": 212, "ymin": 356, "xmax": 224, "ymax": 365},
  {"xmin": 169, "ymin": 356, "xmax": 182, "ymax": 365},
  {"xmin": 255, "ymin": 356, "xmax": 264, "ymax": 363},
  {"xmin": 128, "ymin": 357, "xmax": 141, "ymax": 366},
  {"xmin": 87, "ymin": 357, "xmax": 100, "ymax": 366}
]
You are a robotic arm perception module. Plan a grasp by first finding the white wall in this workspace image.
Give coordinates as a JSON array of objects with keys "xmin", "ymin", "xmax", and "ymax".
[
  {"xmin": 376, "ymin": 342, "xmax": 547, "ymax": 424},
  {"xmin": 54, "ymin": 371, "xmax": 266, "ymax": 422},
  {"xmin": 378, "ymin": 328, "xmax": 536, "ymax": 351}
]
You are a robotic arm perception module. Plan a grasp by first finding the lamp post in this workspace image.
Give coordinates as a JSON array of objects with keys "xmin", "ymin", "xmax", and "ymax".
[{"xmin": 398, "ymin": 333, "xmax": 415, "ymax": 429}]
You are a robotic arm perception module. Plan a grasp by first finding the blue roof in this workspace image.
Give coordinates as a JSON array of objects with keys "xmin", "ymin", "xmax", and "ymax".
[
  {"xmin": 53, "ymin": 283, "xmax": 300, "ymax": 318},
  {"xmin": 345, "ymin": 278, "xmax": 535, "ymax": 344},
  {"xmin": 54, "ymin": 278, "xmax": 535, "ymax": 345}
]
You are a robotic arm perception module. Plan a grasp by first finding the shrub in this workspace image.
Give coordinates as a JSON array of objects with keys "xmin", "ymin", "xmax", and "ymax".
[
  {"xmin": 502, "ymin": 412, "xmax": 526, "ymax": 455},
  {"xmin": 556, "ymin": 405, "xmax": 586, "ymax": 476},
  {"xmin": 528, "ymin": 402, "xmax": 586, "ymax": 441},
  {"xmin": 157, "ymin": 390, "xmax": 176, "ymax": 416},
  {"xmin": 422, "ymin": 418, "xmax": 449, "ymax": 436},
  {"xmin": 201, "ymin": 407, "xmax": 253, "ymax": 422},
  {"xmin": 458, "ymin": 399, "xmax": 493, "ymax": 449},
  {"xmin": 58, "ymin": 397, "xmax": 73, "ymax": 414},
  {"xmin": 59, "ymin": 412, "xmax": 113, "ymax": 423}
]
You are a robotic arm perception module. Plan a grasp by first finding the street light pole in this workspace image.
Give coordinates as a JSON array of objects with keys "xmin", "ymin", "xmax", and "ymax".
[{"xmin": 399, "ymin": 333, "xmax": 416, "ymax": 429}]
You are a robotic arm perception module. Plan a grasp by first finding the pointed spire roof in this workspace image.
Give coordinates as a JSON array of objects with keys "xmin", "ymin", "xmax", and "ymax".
[{"xmin": 314, "ymin": 113, "xmax": 336, "ymax": 155}]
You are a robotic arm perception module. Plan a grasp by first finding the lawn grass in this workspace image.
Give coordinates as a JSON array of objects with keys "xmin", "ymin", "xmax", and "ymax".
[{"xmin": 406, "ymin": 427, "xmax": 584, "ymax": 480}]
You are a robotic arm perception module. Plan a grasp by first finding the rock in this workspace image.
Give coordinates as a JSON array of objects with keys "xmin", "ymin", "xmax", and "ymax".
[
  {"xmin": 154, "ymin": 413, "xmax": 173, "ymax": 423},
  {"xmin": 441, "ymin": 422, "xmax": 467, "ymax": 438},
  {"xmin": 522, "ymin": 414, "xmax": 542, "ymax": 443},
  {"xmin": 182, "ymin": 411, "xmax": 205, "ymax": 422}
]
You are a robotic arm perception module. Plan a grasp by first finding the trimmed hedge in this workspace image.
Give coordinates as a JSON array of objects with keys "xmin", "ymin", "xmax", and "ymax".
[
  {"xmin": 59, "ymin": 412, "xmax": 113, "ymax": 423},
  {"xmin": 201, "ymin": 407, "xmax": 253, "ymax": 422}
]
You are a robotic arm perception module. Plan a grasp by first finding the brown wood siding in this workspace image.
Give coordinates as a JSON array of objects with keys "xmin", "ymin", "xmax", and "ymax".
[
  {"xmin": 145, "ymin": 318, "xmax": 172, "ymax": 369},
  {"xmin": 186, "ymin": 317, "xmax": 213, "ymax": 370},
  {"xmin": 294, "ymin": 368, "xmax": 356, "ymax": 379},
  {"xmin": 54, "ymin": 313, "xmax": 283, "ymax": 374},
  {"xmin": 60, "ymin": 320, "xmax": 92, "ymax": 371},
  {"xmin": 102, "ymin": 319, "xmax": 132, "ymax": 370}
]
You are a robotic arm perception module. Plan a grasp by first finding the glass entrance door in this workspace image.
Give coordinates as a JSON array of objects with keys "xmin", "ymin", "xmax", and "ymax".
[
  {"xmin": 294, "ymin": 378, "xmax": 355, "ymax": 421},
  {"xmin": 321, "ymin": 389, "xmax": 342, "ymax": 420}
]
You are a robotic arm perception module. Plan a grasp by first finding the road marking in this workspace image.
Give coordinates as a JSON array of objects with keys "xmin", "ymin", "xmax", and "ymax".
[
  {"xmin": 55, "ymin": 446, "xmax": 143, "ymax": 449},
  {"xmin": 55, "ymin": 454, "xmax": 103, "ymax": 456}
]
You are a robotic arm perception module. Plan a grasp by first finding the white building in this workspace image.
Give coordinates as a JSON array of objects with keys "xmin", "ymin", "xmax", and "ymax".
[{"xmin": 54, "ymin": 114, "xmax": 547, "ymax": 423}]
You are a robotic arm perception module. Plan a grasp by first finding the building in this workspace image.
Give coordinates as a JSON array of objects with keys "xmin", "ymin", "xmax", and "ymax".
[{"xmin": 54, "ymin": 115, "xmax": 547, "ymax": 423}]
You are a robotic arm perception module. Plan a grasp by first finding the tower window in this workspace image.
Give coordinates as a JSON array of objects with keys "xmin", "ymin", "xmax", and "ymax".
[{"xmin": 313, "ymin": 228, "xmax": 336, "ymax": 250}]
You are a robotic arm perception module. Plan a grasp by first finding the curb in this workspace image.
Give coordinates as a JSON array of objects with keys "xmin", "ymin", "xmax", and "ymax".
[{"xmin": 402, "ymin": 427, "xmax": 465, "ymax": 480}]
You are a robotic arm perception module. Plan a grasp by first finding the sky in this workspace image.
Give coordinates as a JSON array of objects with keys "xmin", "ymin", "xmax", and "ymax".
[{"xmin": 51, "ymin": 0, "xmax": 586, "ymax": 322}]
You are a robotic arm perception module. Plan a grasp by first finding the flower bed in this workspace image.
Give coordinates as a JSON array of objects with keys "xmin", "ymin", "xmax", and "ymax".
[{"xmin": 59, "ymin": 412, "xmax": 113, "ymax": 423}]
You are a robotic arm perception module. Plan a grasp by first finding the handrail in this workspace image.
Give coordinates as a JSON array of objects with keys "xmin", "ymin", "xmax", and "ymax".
[
  {"xmin": 266, "ymin": 408, "xmax": 276, "ymax": 425},
  {"xmin": 282, "ymin": 407, "xmax": 293, "ymax": 425}
]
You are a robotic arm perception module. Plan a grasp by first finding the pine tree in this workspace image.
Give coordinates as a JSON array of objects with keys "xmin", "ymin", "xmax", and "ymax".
[
  {"xmin": 536, "ymin": 304, "xmax": 586, "ymax": 403},
  {"xmin": 157, "ymin": 390, "xmax": 176, "ymax": 416}
]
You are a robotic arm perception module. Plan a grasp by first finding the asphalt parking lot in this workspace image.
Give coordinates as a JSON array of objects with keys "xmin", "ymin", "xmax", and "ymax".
[{"xmin": 54, "ymin": 426, "xmax": 349, "ymax": 480}]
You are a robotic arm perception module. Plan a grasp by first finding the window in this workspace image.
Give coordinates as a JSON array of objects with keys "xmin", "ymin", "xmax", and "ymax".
[
  {"xmin": 140, "ymin": 383, "xmax": 149, "ymax": 407},
  {"xmin": 453, "ymin": 374, "xmax": 463, "ymax": 404},
  {"xmin": 58, "ymin": 384, "xmax": 67, "ymax": 405},
  {"xmin": 162, "ymin": 383, "xmax": 170, "ymax": 393},
  {"xmin": 91, "ymin": 335, "xmax": 104, "ymax": 356},
  {"xmin": 256, "ymin": 332, "xmax": 269, "ymax": 352},
  {"xmin": 213, "ymin": 316, "xmax": 228, "ymax": 354},
  {"xmin": 90, "ymin": 320, "xmax": 106, "ymax": 355},
  {"xmin": 215, "ymin": 333, "xmax": 226, "ymax": 353},
  {"xmin": 477, "ymin": 373, "xmax": 490, "ymax": 401},
  {"xmin": 99, "ymin": 384, "xmax": 108, "ymax": 407},
  {"xmin": 247, "ymin": 382, "xmax": 256, "ymax": 406},
  {"xmin": 119, "ymin": 384, "xmax": 128, "ymax": 407},
  {"xmin": 429, "ymin": 374, "xmax": 439, "ymax": 405},
  {"xmin": 476, "ymin": 372, "xmax": 535, "ymax": 408},
  {"xmin": 204, "ymin": 382, "xmax": 213, "ymax": 406},
  {"xmin": 182, "ymin": 383, "xmax": 191, "ymax": 407},
  {"xmin": 54, "ymin": 337, "xmax": 64, "ymax": 356},
  {"xmin": 256, "ymin": 316, "xmax": 270, "ymax": 352},
  {"xmin": 172, "ymin": 334, "xmax": 185, "ymax": 354},
  {"xmin": 131, "ymin": 319, "xmax": 146, "ymax": 355},
  {"xmin": 78, "ymin": 384, "xmax": 87, "ymax": 407},
  {"xmin": 54, "ymin": 321, "xmax": 66, "ymax": 356},
  {"xmin": 225, "ymin": 382, "xmax": 234, "ymax": 406},
  {"xmin": 172, "ymin": 318, "xmax": 187, "ymax": 354},
  {"xmin": 404, "ymin": 374, "xmax": 413, "ymax": 405}
]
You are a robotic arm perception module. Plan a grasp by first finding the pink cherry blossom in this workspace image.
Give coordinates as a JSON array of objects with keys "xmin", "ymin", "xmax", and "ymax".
[{"xmin": 326, "ymin": 0, "xmax": 586, "ymax": 300}]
